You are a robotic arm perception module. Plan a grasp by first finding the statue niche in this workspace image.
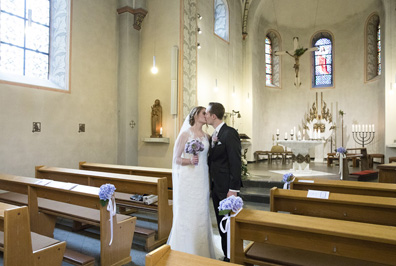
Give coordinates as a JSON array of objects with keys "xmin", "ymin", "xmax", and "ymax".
[{"xmin": 151, "ymin": 99, "xmax": 162, "ymax": 138}]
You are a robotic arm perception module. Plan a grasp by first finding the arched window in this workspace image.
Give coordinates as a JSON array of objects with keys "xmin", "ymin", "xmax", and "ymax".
[
  {"xmin": 365, "ymin": 13, "xmax": 381, "ymax": 81},
  {"xmin": 265, "ymin": 30, "xmax": 281, "ymax": 87},
  {"xmin": 312, "ymin": 32, "xmax": 334, "ymax": 88},
  {"xmin": 214, "ymin": 0, "xmax": 229, "ymax": 42}
]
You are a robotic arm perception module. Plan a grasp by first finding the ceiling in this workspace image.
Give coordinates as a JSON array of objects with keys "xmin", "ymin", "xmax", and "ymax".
[{"xmin": 248, "ymin": 0, "xmax": 381, "ymax": 30}]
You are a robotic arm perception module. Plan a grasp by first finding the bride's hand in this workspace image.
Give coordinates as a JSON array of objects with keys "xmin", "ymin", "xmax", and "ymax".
[{"xmin": 190, "ymin": 155, "xmax": 199, "ymax": 165}]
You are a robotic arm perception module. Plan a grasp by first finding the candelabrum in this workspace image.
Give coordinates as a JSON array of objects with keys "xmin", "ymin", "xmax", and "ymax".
[{"xmin": 352, "ymin": 131, "xmax": 375, "ymax": 147}]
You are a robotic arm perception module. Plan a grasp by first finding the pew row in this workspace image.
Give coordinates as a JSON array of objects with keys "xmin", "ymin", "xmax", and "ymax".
[
  {"xmin": 270, "ymin": 187, "xmax": 396, "ymax": 226},
  {"xmin": 79, "ymin": 161, "xmax": 173, "ymax": 199},
  {"xmin": 0, "ymin": 202, "xmax": 66, "ymax": 266},
  {"xmin": 146, "ymin": 244, "xmax": 240, "ymax": 266},
  {"xmin": 0, "ymin": 173, "xmax": 136, "ymax": 266},
  {"xmin": 290, "ymin": 177, "xmax": 396, "ymax": 197},
  {"xmin": 35, "ymin": 165, "xmax": 172, "ymax": 251},
  {"xmin": 231, "ymin": 209, "xmax": 396, "ymax": 265}
]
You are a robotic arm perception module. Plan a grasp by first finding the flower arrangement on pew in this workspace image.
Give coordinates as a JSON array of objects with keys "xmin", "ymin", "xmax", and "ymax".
[
  {"xmin": 282, "ymin": 173, "xmax": 295, "ymax": 189},
  {"xmin": 99, "ymin": 184, "xmax": 116, "ymax": 245},
  {"xmin": 218, "ymin": 195, "xmax": 244, "ymax": 260},
  {"xmin": 336, "ymin": 146, "xmax": 347, "ymax": 180}
]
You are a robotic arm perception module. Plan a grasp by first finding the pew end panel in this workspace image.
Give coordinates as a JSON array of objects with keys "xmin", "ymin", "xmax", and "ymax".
[
  {"xmin": 145, "ymin": 244, "xmax": 171, "ymax": 266},
  {"xmin": 1, "ymin": 204, "xmax": 66, "ymax": 266},
  {"xmin": 99, "ymin": 204, "xmax": 136, "ymax": 266}
]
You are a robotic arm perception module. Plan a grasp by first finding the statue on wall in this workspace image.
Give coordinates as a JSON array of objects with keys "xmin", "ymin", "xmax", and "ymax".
[{"xmin": 151, "ymin": 99, "xmax": 162, "ymax": 138}]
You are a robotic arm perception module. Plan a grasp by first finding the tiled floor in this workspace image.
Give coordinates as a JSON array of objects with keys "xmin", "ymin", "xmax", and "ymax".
[{"xmin": 0, "ymin": 160, "xmax": 378, "ymax": 265}]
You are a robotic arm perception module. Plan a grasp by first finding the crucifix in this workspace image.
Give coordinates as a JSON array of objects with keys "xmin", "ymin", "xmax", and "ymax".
[{"xmin": 275, "ymin": 37, "xmax": 318, "ymax": 87}]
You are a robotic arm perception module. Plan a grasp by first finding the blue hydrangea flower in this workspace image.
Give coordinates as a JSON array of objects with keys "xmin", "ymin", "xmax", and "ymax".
[
  {"xmin": 218, "ymin": 195, "xmax": 244, "ymax": 215},
  {"xmin": 283, "ymin": 173, "xmax": 294, "ymax": 183},
  {"xmin": 336, "ymin": 147, "xmax": 347, "ymax": 154},
  {"xmin": 99, "ymin": 184, "xmax": 116, "ymax": 201}
]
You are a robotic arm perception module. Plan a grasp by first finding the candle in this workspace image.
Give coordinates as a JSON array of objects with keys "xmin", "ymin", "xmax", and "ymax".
[
  {"xmin": 369, "ymin": 125, "xmax": 372, "ymax": 132},
  {"xmin": 372, "ymin": 124, "xmax": 375, "ymax": 132},
  {"xmin": 276, "ymin": 129, "xmax": 279, "ymax": 134},
  {"xmin": 352, "ymin": 124, "xmax": 355, "ymax": 132},
  {"xmin": 358, "ymin": 125, "xmax": 361, "ymax": 132},
  {"xmin": 298, "ymin": 130, "xmax": 301, "ymax": 140},
  {"xmin": 365, "ymin": 124, "xmax": 368, "ymax": 132},
  {"xmin": 160, "ymin": 127, "xmax": 163, "ymax": 135},
  {"xmin": 291, "ymin": 129, "xmax": 293, "ymax": 135},
  {"xmin": 285, "ymin": 132, "xmax": 288, "ymax": 139}
]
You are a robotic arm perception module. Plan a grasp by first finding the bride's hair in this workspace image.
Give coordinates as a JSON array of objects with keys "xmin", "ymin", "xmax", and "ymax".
[{"xmin": 189, "ymin": 106, "xmax": 205, "ymax": 126}]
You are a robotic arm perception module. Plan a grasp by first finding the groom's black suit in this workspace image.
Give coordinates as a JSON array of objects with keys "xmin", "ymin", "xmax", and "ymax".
[{"xmin": 208, "ymin": 123, "xmax": 242, "ymax": 258}]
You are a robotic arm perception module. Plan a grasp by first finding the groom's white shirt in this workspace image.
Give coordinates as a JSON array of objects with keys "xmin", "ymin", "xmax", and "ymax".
[{"xmin": 213, "ymin": 122, "xmax": 239, "ymax": 193}]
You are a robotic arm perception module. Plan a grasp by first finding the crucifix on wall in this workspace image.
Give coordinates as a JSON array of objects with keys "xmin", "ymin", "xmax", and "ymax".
[{"xmin": 275, "ymin": 37, "xmax": 318, "ymax": 87}]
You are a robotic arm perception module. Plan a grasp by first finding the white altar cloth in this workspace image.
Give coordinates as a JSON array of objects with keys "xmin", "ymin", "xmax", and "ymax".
[{"xmin": 277, "ymin": 140, "xmax": 325, "ymax": 172}]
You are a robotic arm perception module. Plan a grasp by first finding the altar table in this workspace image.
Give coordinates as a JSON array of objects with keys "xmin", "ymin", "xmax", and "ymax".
[{"xmin": 277, "ymin": 140, "xmax": 325, "ymax": 172}]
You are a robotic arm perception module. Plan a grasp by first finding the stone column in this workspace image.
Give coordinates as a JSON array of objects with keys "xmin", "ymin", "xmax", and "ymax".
[{"xmin": 117, "ymin": 0, "xmax": 147, "ymax": 165}]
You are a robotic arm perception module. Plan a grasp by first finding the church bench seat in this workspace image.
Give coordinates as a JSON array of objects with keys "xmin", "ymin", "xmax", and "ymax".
[
  {"xmin": 231, "ymin": 209, "xmax": 396, "ymax": 265},
  {"xmin": 63, "ymin": 249, "xmax": 95, "ymax": 266},
  {"xmin": 244, "ymin": 242, "xmax": 387, "ymax": 266},
  {"xmin": 0, "ymin": 202, "xmax": 66, "ymax": 266},
  {"xmin": 290, "ymin": 177, "xmax": 396, "ymax": 197},
  {"xmin": 0, "ymin": 174, "xmax": 136, "ymax": 266},
  {"xmin": 146, "ymin": 244, "xmax": 240, "ymax": 266},
  {"xmin": 270, "ymin": 187, "xmax": 396, "ymax": 226},
  {"xmin": 35, "ymin": 165, "xmax": 172, "ymax": 251},
  {"xmin": 79, "ymin": 161, "xmax": 173, "ymax": 199}
]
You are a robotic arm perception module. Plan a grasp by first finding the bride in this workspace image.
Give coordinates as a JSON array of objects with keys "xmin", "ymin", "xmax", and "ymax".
[{"xmin": 167, "ymin": 106, "xmax": 216, "ymax": 258}]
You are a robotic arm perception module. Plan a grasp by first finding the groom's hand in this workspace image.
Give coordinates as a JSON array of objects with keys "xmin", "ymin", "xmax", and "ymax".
[{"xmin": 227, "ymin": 191, "xmax": 237, "ymax": 198}]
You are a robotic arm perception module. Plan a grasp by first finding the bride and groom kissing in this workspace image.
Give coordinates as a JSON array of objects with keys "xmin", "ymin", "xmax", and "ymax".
[{"xmin": 167, "ymin": 102, "xmax": 242, "ymax": 262}]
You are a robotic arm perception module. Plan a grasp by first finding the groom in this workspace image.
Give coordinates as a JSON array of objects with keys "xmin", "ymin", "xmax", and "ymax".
[{"xmin": 206, "ymin": 102, "xmax": 242, "ymax": 261}]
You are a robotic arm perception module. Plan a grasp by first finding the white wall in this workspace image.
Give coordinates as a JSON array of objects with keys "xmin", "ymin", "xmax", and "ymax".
[
  {"xmin": 196, "ymin": 0, "xmax": 245, "ymax": 132},
  {"xmin": 0, "ymin": 0, "xmax": 119, "ymax": 176},
  {"xmin": 137, "ymin": 0, "xmax": 180, "ymax": 167},
  {"xmin": 247, "ymin": 0, "xmax": 386, "ymax": 159}
]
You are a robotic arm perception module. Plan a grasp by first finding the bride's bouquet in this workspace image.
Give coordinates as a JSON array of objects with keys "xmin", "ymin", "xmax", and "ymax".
[
  {"xmin": 185, "ymin": 139, "xmax": 204, "ymax": 155},
  {"xmin": 185, "ymin": 139, "xmax": 204, "ymax": 165}
]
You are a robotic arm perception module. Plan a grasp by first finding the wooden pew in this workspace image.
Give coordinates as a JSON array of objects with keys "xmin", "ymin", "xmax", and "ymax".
[
  {"xmin": 0, "ymin": 202, "xmax": 66, "ymax": 266},
  {"xmin": 231, "ymin": 209, "xmax": 396, "ymax": 265},
  {"xmin": 270, "ymin": 187, "xmax": 396, "ymax": 226},
  {"xmin": 79, "ymin": 161, "xmax": 173, "ymax": 199},
  {"xmin": 35, "ymin": 165, "xmax": 172, "ymax": 251},
  {"xmin": 146, "ymin": 244, "xmax": 240, "ymax": 266},
  {"xmin": 0, "ymin": 173, "xmax": 136, "ymax": 266},
  {"xmin": 290, "ymin": 177, "xmax": 396, "ymax": 197}
]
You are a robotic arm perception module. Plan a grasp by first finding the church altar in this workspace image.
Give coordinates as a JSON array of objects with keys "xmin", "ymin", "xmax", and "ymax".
[{"xmin": 277, "ymin": 140, "xmax": 325, "ymax": 172}]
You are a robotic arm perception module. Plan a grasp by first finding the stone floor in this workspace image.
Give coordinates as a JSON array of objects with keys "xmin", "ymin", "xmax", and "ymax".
[{"xmin": 0, "ymin": 159, "xmax": 379, "ymax": 265}]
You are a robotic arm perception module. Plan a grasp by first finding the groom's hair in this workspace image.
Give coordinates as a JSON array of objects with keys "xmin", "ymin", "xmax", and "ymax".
[{"xmin": 208, "ymin": 102, "xmax": 225, "ymax": 120}]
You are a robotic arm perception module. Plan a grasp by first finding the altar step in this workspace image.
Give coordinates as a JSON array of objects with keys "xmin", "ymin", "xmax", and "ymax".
[{"xmin": 240, "ymin": 179, "xmax": 283, "ymax": 204}]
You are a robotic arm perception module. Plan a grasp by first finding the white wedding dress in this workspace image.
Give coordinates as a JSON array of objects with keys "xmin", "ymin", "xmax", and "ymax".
[{"xmin": 167, "ymin": 129, "xmax": 216, "ymax": 258}]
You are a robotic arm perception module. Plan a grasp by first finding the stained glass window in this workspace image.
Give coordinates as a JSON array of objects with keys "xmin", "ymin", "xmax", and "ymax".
[
  {"xmin": 377, "ymin": 24, "xmax": 381, "ymax": 75},
  {"xmin": 214, "ymin": 0, "xmax": 229, "ymax": 42},
  {"xmin": 0, "ymin": 0, "xmax": 50, "ymax": 80},
  {"xmin": 265, "ymin": 37, "xmax": 273, "ymax": 85},
  {"xmin": 312, "ymin": 34, "xmax": 333, "ymax": 88}
]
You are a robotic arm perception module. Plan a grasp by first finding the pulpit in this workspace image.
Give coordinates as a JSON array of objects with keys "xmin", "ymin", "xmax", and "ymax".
[{"xmin": 277, "ymin": 140, "xmax": 325, "ymax": 172}]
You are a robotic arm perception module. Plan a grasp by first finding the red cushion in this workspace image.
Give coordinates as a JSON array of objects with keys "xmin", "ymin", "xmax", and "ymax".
[{"xmin": 351, "ymin": 170, "xmax": 376, "ymax": 175}]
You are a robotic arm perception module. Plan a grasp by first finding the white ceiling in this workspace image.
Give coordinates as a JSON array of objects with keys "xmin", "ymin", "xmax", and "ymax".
[{"xmin": 252, "ymin": 0, "xmax": 381, "ymax": 29}]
